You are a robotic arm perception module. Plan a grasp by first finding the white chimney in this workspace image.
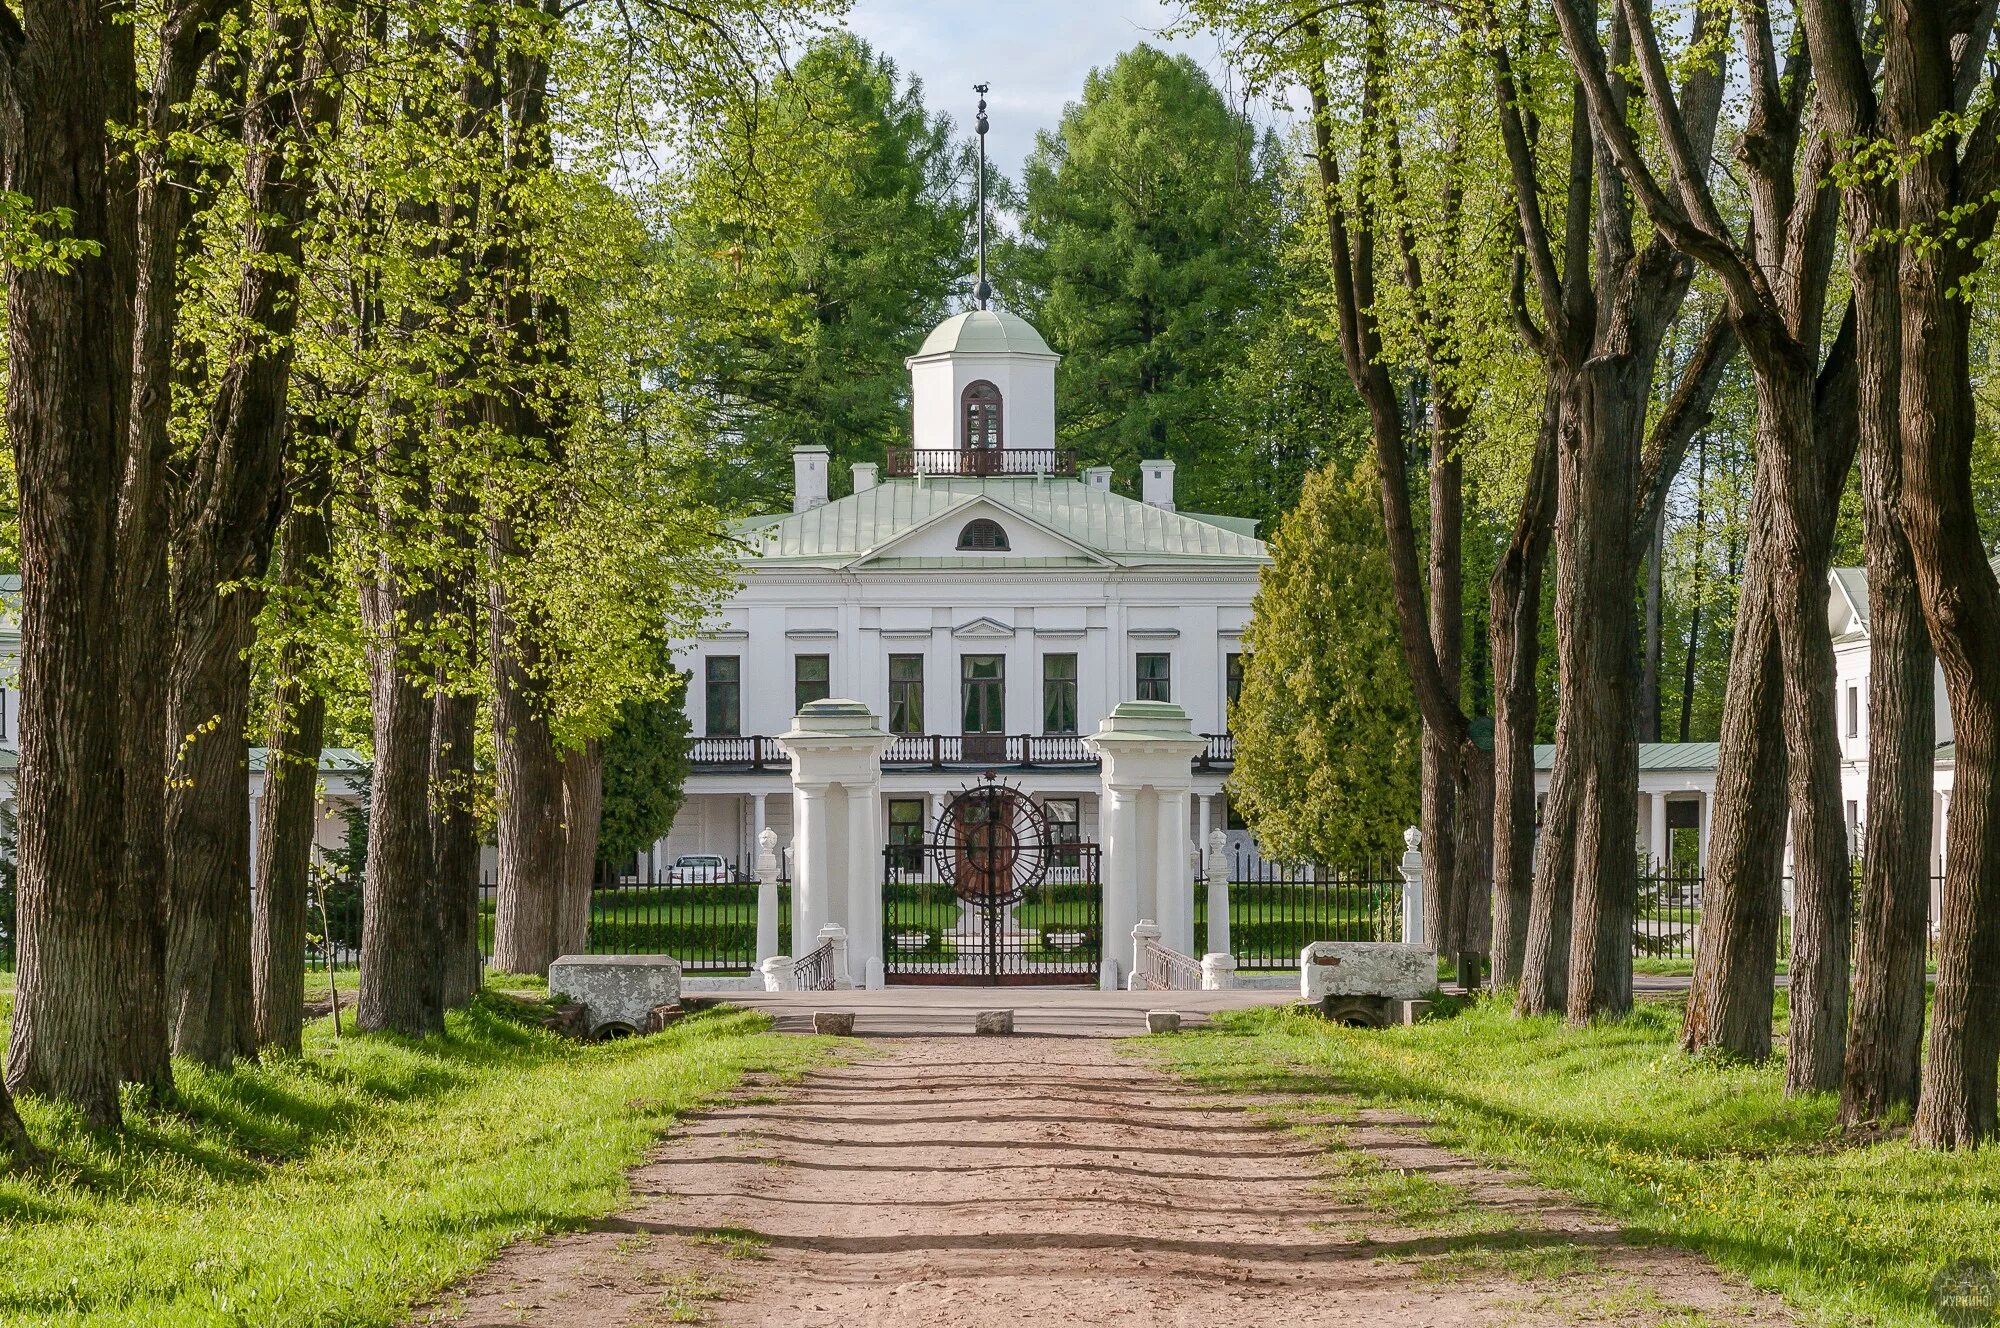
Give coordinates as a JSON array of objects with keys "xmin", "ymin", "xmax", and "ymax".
[
  {"xmin": 793, "ymin": 445, "xmax": 829, "ymax": 513},
  {"xmin": 1083, "ymin": 465, "xmax": 1114, "ymax": 493},
  {"xmin": 1141, "ymin": 459, "xmax": 1176, "ymax": 511},
  {"xmin": 852, "ymin": 461, "xmax": 879, "ymax": 493}
]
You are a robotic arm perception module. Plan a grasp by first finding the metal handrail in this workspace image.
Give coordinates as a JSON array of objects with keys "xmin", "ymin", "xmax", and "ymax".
[
  {"xmin": 690, "ymin": 731, "xmax": 1233, "ymax": 771},
  {"xmin": 1136, "ymin": 939, "xmax": 1203, "ymax": 992},
  {"xmin": 885, "ymin": 446, "xmax": 1077, "ymax": 477},
  {"xmin": 794, "ymin": 939, "xmax": 835, "ymax": 992}
]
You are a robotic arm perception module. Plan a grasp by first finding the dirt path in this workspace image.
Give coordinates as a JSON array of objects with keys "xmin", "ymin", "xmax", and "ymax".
[{"xmin": 416, "ymin": 1038, "xmax": 1794, "ymax": 1327}]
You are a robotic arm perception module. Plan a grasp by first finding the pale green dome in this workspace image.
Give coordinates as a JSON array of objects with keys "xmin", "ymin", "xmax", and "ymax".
[{"xmin": 916, "ymin": 308, "xmax": 1055, "ymax": 358}]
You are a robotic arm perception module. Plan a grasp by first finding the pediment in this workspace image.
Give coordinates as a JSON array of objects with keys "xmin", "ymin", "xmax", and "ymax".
[
  {"xmin": 952, "ymin": 616, "xmax": 1016, "ymax": 639},
  {"xmin": 850, "ymin": 495, "xmax": 1111, "ymax": 568}
]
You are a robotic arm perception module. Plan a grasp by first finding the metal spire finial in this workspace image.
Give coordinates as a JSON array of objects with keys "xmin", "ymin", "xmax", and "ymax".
[{"xmin": 973, "ymin": 83, "xmax": 991, "ymax": 310}]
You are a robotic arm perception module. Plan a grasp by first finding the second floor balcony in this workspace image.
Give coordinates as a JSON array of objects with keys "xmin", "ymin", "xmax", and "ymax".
[
  {"xmin": 884, "ymin": 446, "xmax": 1077, "ymax": 478},
  {"xmin": 689, "ymin": 731, "xmax": 1235, "ymax": 774}
]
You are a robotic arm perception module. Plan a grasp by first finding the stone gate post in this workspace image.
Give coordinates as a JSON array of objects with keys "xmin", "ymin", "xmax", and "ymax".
[
  {"xmin": 1205, "ymin": 828, "xmax": 1230, "ymax": 957},
  {"xmin": 779, "ymin": 700, "xmax": 892, "ymax": 989},
  {"xmin": 755, "ymin": 827, "xmax": 781, "ymax": 963},
  {"xmin": 1400, "ymin": 826, "xmax": 1426, "ymax": 947},
  {"xmin": 1086, "ymin": 702, "xmax": 1208, "ymax": 986}
]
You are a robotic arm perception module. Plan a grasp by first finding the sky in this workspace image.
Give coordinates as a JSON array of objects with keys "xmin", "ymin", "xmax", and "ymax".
[{"xmin": 838, "ymin": 1, "xmax": 1257, "ymax": 179}]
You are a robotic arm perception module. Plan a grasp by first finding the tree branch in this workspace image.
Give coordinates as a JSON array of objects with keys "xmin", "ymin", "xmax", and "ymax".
[{"xmin": 1633, "ymin": 311, "xmax": 1738, "ymax": 560}]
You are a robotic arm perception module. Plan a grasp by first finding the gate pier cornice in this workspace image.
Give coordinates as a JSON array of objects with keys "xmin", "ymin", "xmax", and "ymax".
[
  {"xmin": 1085, "ymin": 702, "xmax": 1208, "ymax": 989},
  {"xmin": 780, "ymin": 700, "xmax": 893, "ymax": 989}
]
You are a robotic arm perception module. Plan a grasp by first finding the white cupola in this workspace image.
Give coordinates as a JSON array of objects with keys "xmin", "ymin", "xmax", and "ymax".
[{"xmin": 905, "ymin": 308, "xmax": 1060, "ymax": 453}]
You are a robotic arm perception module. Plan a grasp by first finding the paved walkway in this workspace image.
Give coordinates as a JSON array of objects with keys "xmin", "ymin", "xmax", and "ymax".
[{"xmin": 417, "ymin": 1039, "xmax": 1794, "ymax": 1328}]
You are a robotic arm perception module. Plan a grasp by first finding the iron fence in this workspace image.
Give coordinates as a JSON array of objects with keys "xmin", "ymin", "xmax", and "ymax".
[
  {"xmin": 794, "ymin": 937, "xmax": 836, "ymax": 991},
  {"xmin": 1201, "ymin": 853, "xmax": 1405, "ymax": 971},
  {"xmin": 1135, "ymin": 938, "xmax": 1203, "ymax": 991}
]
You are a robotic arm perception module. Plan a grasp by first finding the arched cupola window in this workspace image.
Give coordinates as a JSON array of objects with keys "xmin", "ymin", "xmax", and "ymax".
[
  {"xmin": 961, "ymin": 380, "xmax": 1003, "ymax": 451},
  {"xmin": 957, "ymin": 518, "xmax": 1010, "ymax": 551}
]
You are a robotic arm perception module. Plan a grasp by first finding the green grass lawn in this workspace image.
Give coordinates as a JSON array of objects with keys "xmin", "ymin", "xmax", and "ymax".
[
  {"xmin": 0, "ymin": 985, "xmax": 832, "ymax": 1328},
  {"xmin": 1149, "ymin": 997, "xmax": 1992, "ymax": 1328}
]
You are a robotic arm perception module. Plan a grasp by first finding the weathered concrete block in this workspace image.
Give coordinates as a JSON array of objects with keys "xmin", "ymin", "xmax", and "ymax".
[
  {"xmin": 812, "ymin": 1010, "xmax": 855, "ymax": 1036},
  {"xmin": 974, "ymin": 1009, "xmax": 1014, "ymax": 1035},
  {"xmin": 547, "ymin": 954, "xmax": 683, "ymax": 1038},
  {"xmin": 1146, "ymin": 1009, "xmax": 1182, "ymax": 1034},
  {"xmin": 643, "ymin": 1003, "xmax": 685, "ymax": 1034},
  {"xmin": 1299, "ymin": 942, "xmax": 1435, "ymax": 1003}
]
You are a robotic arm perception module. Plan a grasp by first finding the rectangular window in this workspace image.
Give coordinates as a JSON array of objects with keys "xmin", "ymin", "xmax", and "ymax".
[
  {"xmin": 888, "ymin": 798, "xmax": 925, "ymax": 871},
  {"xmin": 1846, "ymin": 799, "xmax": 1860, "ymax": 836},
  {"xmin": 1847, "ymin": 685, "xmax": 1860, "ymax": 739},
  {"xmin": 1045, "ymin": 797, "xmax": 1081, "ymax": 868},
  {"xmin": 1042, "ymin": 653, "xmax": 1078, "ymax": 734},
  {"xmin": 888, "ymin": 655, "xmax": 925, "ymax": 735},
  {"xmin": 1225, "ymin": 652, "xmax": 1245, "ymax": 715},
  {"xmin": 961, "ymin": 655, "xmax": 1006, "ymax": 734},
  {"xmin": 1136, "ymin": 652, "xmax": 1172, "ymax": 702},
  {"xmin": 795, "ymin": 654, "xmax": 831, "ymax": 713},
  {"xmin": 705, "ymin": 656, "xmax": 741, "ymax": 736}
]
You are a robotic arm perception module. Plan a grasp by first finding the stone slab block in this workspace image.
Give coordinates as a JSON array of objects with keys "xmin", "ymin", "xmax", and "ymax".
[
  {"xmin": 548, "ymin": 954, "xmax": 683, "ymax": 1037},
  {"xmin": 1299, "ymin": 942, "xmax": 1435, "ymax": 1002},
  {"xmin": 975, "ymin": 1009, "xmax": 1014, "ymax": 1035},
  {"xmin": 812, "ymin": 1010, "xmax": 855, "ymax": 1036},
  {"xmin": 1398, "ymin": 999, "xmax": 1432, "ymax": 1026},
  {"xmin": 1146, "ymin": 1010, "xmax": 1182, "ymax": 1034}
]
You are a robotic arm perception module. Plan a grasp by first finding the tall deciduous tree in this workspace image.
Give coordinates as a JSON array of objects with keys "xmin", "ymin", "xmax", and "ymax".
[
  {"xmin": 675, "ymin": 33, "xmax": 969, "ymax": 509},
  {"xmin": 1008, "ymin": 45, "xmax": 1282, "ymax": 516}
]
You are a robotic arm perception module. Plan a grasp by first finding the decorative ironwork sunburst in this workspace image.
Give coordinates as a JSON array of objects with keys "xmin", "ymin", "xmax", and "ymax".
[{"xmin": 927, "ymin": 773, "xmax": 1054, "ymax": 907}]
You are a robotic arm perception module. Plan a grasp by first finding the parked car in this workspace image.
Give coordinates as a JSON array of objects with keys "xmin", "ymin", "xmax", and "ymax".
[{"xmin": 668, "ymin": 853, "xmax": 732, "ymax": 884}]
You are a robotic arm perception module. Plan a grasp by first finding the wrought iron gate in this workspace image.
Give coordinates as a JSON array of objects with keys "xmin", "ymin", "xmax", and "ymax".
[{"xmin": 881, "ymin": 777, "xmax": 1101, "ymax": 985}]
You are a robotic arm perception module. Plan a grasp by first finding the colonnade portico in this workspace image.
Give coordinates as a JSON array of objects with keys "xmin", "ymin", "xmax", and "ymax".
[
  {"xmin": 1083, "ymin": 701, "xmax": 1208, "ymax": 988},
  {"xmin": 778, "ymin": 700, "xmax": 892, "ymax": 988}
]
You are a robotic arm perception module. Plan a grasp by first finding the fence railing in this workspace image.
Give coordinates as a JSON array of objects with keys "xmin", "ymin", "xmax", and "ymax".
[
  {"xmin": 794, "ymin": 938, "xmax": 836, "ymax": 991},
  {"xmin": 580, "ymin": 870, "xmax": 791, "ymax": 972},
  {"xmin": 885, "ymin": 446, "xmax": 1077, "ymax": 477},
  {"xmin": 690, "ymin": 732, "xmax": 1236, "ymax": 771},
  {"xmin": 1201, "ymin": 853, "xmax": 1405, "ymax": 971},
  {"xmin": 1135, "ymin": 937, "xmax": 1204, "ymax": 991}
]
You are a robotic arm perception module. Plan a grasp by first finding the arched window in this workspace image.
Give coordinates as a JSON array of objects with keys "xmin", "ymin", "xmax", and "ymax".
[
  {"xmin": 961, "ymin": 380, "xmax": 1003, "ymax": 451},
  {"xmin": 957, "ymin": 518, "xmax": 1010, "ymax": 551}
]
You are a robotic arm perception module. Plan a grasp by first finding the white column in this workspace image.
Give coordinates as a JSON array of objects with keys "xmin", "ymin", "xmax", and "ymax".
[
  {"xmin": 1100, "ymin": 784, "xmax": 1140, "ymax": 989},
  {"xmin": 794, "ymin": 783, "xmax": 831, "ymax": 951},
  {"xmin": 752, "ymin": 790, "xmax": 768, "ymax": 852},
  {"xmin": 1649, "ymin": 792, "xmax": 1669, "ymax": 869},
  {"xmin": 1155, "ymin": 787, "xmax": 1193, "ymax": 955},
  {"xmin": 846, "ymin": 787, "xmax": 884, "ymax": 988},
  {"xmin": 1697, "ymin": 791, "xmax": 1712, "ymax": 872},
  {"xmin": 755, "ymin": 827, "xmax": 781, "ymax": 962},
  {"xmin": 1197, "ymin": 793, "xmax": 1213, "ymax": 861}
]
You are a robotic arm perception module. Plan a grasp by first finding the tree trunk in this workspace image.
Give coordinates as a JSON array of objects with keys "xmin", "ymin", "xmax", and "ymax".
[
  {"xmin": 1426, "ymin": 407, "xmax": 1467, "ymax": 960},
  {"xmin": 1752, "ymin": 361, "xmax": 1853, "ymax": 1097},
  {"xmin": 1891, "ymin": 1, "xmax": 2000, "ymax": 1147},
  {"xmin": 490, "ymin": 568, "xmax": 568, "ymax": 975},
  {"xmin": 163, "ymin": 6, "xmax": 338, "ymax": 1068},
  {"xmin": 430, "ymin": 685, "xmax": 483, "ymax": 1007},
  {"xmin": 1680, "ymin": 540, "xmax": 1789, "ymax": 1059},
  {"xmin": 1420, "ymin": 729, "xmax": 1459, "ymax": 958},
  {"xmin": 1, "ymin": 0, "xmax": 140, "ymax": 1125},
  {"xmin": 251, "ymin": 467, "xmax": 332, "ymax": 1056},
  {"xmin": 357, "ymin": 563, "xmax": 444, "ymax": 1035},
  {"xmin": 1488, "ymin": 394, "xmax": 1558, "ymax": 988},
  {"xmin": 557, "ymin": 741, "xmax": 605, "ymax": 958},
  {"xmin": 118, "ymin": 5, "xmax": 227, "ymax": 1097},
  {"xmin": 1558, "ymin": 364, "xmax": 1644, "ymax": 1023}
]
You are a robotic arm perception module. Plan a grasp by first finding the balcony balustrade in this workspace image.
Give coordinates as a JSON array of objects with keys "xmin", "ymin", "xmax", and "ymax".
[
  {"xmin": 686, "ymin": 731, "xmax": 1233, "ymax": 772},
  {"xmin": 883, "ymin": 446, "xmax": 1077, "ymax": 478}
]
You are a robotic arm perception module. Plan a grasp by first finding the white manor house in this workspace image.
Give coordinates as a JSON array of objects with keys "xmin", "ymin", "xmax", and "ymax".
[{"xmin": 660, "ymin": 307, "xmax": 1266, "ymax": 880}]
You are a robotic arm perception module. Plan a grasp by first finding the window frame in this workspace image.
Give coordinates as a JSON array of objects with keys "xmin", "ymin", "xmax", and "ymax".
[
  {"xmin": 961, "ymin": 379, "xmax": 1003, "ymax": 451},
  {"xmin": 705, "ymin": 656, "xmax": 741, "ymax": 737},
  {"xmin": 794, "ymin": 654, "xmax": 831, "ymax": 714},
  {"xmin": 887, "ymin": 798, "xmax": 926, "ymax": 871},
  {"xmin": 1136, "ymin": 651, "xmax": 1172, "ymax": 703},
  {"xmin": 1225, "ymin": 651, "xmax": 1245, "ymax": 718},
  {"xmin": 960, "ymin": 654, "xmax": 1006, "ymax": 734},
  {"xmin": 1042, "ymin": 652, "xmax": 1079, "ymax": 735},
  {"xmin": 956, "ymin": 518, "xmax": 1010, "ymax": 551},
  {"xmin": 888, "ymin": 654, "xmax": 925, "ymax": 735}
]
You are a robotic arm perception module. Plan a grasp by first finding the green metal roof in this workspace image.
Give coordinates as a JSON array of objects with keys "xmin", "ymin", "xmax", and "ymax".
[
  {"xmin": 1533, "ymin": 741, "xmax": 1719, "ymax": 772},
  {"xmin": 733, "ymin": 476, "xmax": 1269, "ymax": 570},
  {"xmin": 914, "ymin": 309, "xmax": 1055, "ymax": 358}
]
